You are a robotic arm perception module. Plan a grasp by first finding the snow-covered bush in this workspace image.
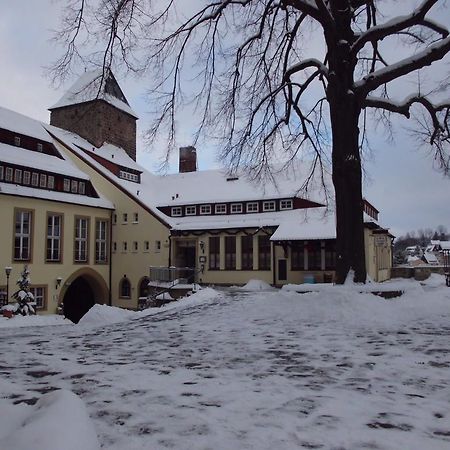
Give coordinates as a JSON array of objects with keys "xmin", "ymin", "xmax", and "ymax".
[{"xmin": 12, "ymin": 265, "xmax": 36, "ymax": 316}]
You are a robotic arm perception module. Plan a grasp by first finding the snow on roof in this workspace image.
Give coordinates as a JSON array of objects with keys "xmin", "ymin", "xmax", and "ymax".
[
  {"xmin": 152, "ymin": 163, "xmax": 331, "ymax": 206},
  {"xmin": 50, "ymin": 69, "xmax": 138, "ymax": 118},
  {"xmin": 86, "ymin": 142, "xmax": 142, "ymax": 172},
  {"xmin": 0, "ymin": 142, "xmax": 89, "ymax": 180},
  {"xmin": 270, "ymin": 208, "xmax": 336, "ymax": 241},
  {"xmin": 0, "ymin": 106, "xmax": 52, "ymax": 142},
  {"xmin": 0, "ymin": 182, "xmax": 113, "ymax": 209}
]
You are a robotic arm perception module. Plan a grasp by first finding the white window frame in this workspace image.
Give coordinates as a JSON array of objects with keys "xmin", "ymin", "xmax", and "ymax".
[
  {"xmin": 78, "ymin": 182, "xmax": 85, "ymax": 195},
  {"xmin": 185, "ymin": 206, "xmax": 197, "ymax": 216},
  {"xmin": 31, "ymin": 172, "xmax": 39, "ymax": 187},
  {"xmin": 30, "ymin": 286, "xmax": 45, "ymax": 309},
  {"xmin": 122, "ymin": 213, "xmax": 128, "ymax": 223},
  {"xmin": 71, "ymin": 179, "xmax": 78, "ymax": 193},
  {"xmin": 14, "ymin": 136, "xmax": 21, "ymax": 146},
  {"xmin": 46, "ymin": 214, "xmax": 62, "ymax": 262},
  {"xmin": 5, "ymin": 167, "xmax": 13, "ymax": 182},
  {"xmin": 74, "ymin": 217, "xmax": 88, "ymax": 262},
  {"xmin": 280, "ymin": 199, "xmax": 293, "ymax": 210},
  {"xmin": 63, "ymin": 178, "xmax": 70, "ymax": 192},
  {"xmin": 246, "ymin": 202, "xmax": 259, "ymax": 213},
  {"xmin": 37, "ymin": 143, "xmax": 43, "ymax": 152},
  {"xmin": 113, "ymin": 242, "xmax": 117, "ymax": 253},
  {"xmin": 14, "ymin": 169, "xmax": 22, "ymax": 184},
  {"xmin": 14, "ymin": 210, "xmax": 32, "ymax": 261},
  {"xmin": 95, "ymin": 220, "xmax": 108, "ymax": 263},
  {"xmin": 200, "ymin": 205, "xmax": 211, "ymax": 215},
  {"xmin": 40, "ymin": 174, "xmax": 47, "ymax": 188},
  {"xmin": 215, "ymin": 204, "xmax": 227, "ymax": 214},
  {"xmin": 144, "ymin": 241, "xmax": 150, "ymax": 252},
  {"xmin": 23, "ymin": 171, "xmax": 31, "ymax": 185},
  {"xmin": 171, "ymin": 207, "xmax": 182, "ymax": 217},
  {"xmin": 231, "ymin": 203, "xmax": 243, "ymax": 214},
  {"xmin": 122, "ymin": 241, "xmax": 128, "ymax": 252},
  {"xmin": 133, "ymin": 212, "xmax": 139, "ymax": 223},
  {"xmin": 0, "ymin": 166, "xmax": 3, "ymax": 180},
  {"xmin": 47, "ymin": 175, "xmax": 55, "ymax": 189},
  {"xmin": 155, "ymin": 240, "xmax": 161, "ymax": 252},
  {"xmin": 133, "ymin": 241, "xmax": 138, "ymax": 252},
  {"xmin": 263, "ymin": 201, "xmax": 276, "ymax": 212}
]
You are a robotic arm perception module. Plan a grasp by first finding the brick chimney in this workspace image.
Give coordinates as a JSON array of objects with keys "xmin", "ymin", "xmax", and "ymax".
[{"xmin": 179, "ymin": 146, "xmax": 197, "ymax": 173}]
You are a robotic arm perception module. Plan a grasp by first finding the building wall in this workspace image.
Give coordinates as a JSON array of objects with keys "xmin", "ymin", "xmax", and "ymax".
[
  {"xmin": 53, "ymin": 141, "xmax": 172, "ymax": 309},
  {"xmin": 50, "ymin": 101, "xmax": 137, "ymax": 160},
  {"xmin": 0, "ymin": 194, "xmax": 110, "ymax": 314}
]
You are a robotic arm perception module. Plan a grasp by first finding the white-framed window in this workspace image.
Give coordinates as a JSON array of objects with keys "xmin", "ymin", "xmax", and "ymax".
[
  {"xmin": 263, "ymin": 201, "xmax": 276, "ymax": 212},
  {"xmin": 95, "ymin": 220, "xmax": 108, "ymax": 263},
  {"xmin": 231, "ymin": 203, "xmax": 243, "ymax": 214},
  {"xmin": 71, "ymin": 179, "xmax": 78, "ymax": 193},
  {"xmin": 40, "ymin": 174, "xmax": 47, "ymax": 188},
  {"xmin": 186, "ymin": 206, "xmax": 197, "ymax": 216},
  {"xmin": 23, "ymin": 171, "xmax": 30, "ymax": 185},
  {"xmin": 215, "ymin": 204, "xmax": 227, "ymax": 214},
  {"xmin": 78, "ymin": 182, "xmax": 85, "ymax": 195},
  {"xmin": 119, "ymin": 171, "xmax": 139, "ymax": 183},
  {"xmin": 133, "ymin": 241, "xmax": 138, "ymax": 252},
  {"xmin": 14, "ymin": 210, "xmax": 32, "ymax": 261},
  {"xmin": 200, "ymin": 205, "xmax": 211, "ymax": 215},
  {"xmin": 31, "ymin": 172, "xmax": 39, "ymax": 186},
  {"xmin": 133, "ymin": 212, "xmax": 139, "ymax": 223},
  {"xmin": 113, "ymin": 214, "xmax": 117, "ymax": 225},
  {"xmin": 74, "ymin": 217, "xmax": 88, "ymax": 262},
  {"xmin": 0, "ymin": 166, "xmax": 3, "ymax": 180},
  {"xmin": 14, "ymin": 169, "xmax": 22, "ymax": 184},
  {"xmin": 246, "ymin": 202, "xmax": 259, "ymax": 213},
  {"xmin": 5, "ymin": 167, "xmax": 13, "ymax": 182},
  {"xmin": 37, "ymin": 143, "xmax": 43, "ymax": 152},
  {"xmin": 171, "ymin": 207, "xmax": 182, "ymax": 217},
  {"xmin": 144, "ymin": 241, "xmax": 150, "ymax": 252},
  {"xmin": 30, "ymin": 286, "xmax": 46, "ymax": 309},
  {"xmin": 63, "ymin": 178, "xmax": 70, "ymax": 192},
  {"xmin": 155, "ymin": 240, "xmax": 161, "ymax": 252},
  {"xmin": 280, "ymin": 199, "xmax": 293, "ymax": 210},
  {"xmin": 46, "ymin": 214, "xmax": 62, "ymax": 262},
  {"xmin": 123, "ymin": 213, "xmax": 128, "ymax": 223},
  {"xmin": 14, "ymin": 136, "xmax": 21, "ymax": 146},
  {"xmin": 112, "ymin": 242, "xmax": 117, "ymax": 253},
  {"xmin": 47, "ymin": 175, "xmax": 55, "ymax": 189},
  {"xmin": 122, "ymin": 241, "xmax": 128, "ymax": 252}
]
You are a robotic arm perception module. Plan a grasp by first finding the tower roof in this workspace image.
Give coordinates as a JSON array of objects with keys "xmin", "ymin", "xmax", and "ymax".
[{"xmin": 49, "ymin": 69, "xmax": 138, "ymax": 118}]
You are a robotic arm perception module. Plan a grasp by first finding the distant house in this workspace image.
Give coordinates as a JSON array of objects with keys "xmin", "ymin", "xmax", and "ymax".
[{"xmin": 0, "ymin": 70, "xmax": 394, "ymax": 321}]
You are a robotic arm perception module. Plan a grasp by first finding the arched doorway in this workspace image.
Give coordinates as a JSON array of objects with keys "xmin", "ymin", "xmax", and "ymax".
[
  {"xmin": 63, "ymin": 277, "xmax": 95, "ymax": 323},
  {"xmin": 61, "ymin": 268, "xmax": 109, "ymax": 323}
]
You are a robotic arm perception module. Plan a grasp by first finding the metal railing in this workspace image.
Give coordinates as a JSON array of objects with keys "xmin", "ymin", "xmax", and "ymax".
[{"xmin": 149, "ymin": 266, "xmax": 197, "ymax": 284}]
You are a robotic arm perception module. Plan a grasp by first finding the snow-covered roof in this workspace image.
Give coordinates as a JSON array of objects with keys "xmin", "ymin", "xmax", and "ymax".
[
  {"xmin": 270, "ymin": 208, "xmax": 336, "ymax": 241},
  {"xmin": 0, "ymin": 142, "xmax": 89, "ymax": 180},
  {"xmin": 0, "ymin": 106, "xmax": 52, "ymax": 142},
  {"xmin": 0, "ymin": 182, "xmax": 113, "ymax": 209},
  {"xmin": 86, "ymin": 142, "xmax": 142, "ymax": 172},
  {"xmin": 151, "ymin": 163, "xmax": 330, "ymax": 206},
  {"xmin": 50, "ymin": 69, "xmax": 138, "ymax": 119}
]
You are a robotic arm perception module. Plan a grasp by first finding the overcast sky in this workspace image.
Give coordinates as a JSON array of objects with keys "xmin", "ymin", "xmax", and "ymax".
[{"xmin": 1, "ymin": 0, "xmax": 449, "ymax": 238}]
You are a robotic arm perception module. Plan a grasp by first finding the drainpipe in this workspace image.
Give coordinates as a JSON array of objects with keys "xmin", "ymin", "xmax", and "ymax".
[
  {"xmin": 168, "ymin": 233, "xmax": 172, "ymax": 267},
  {"xmin": 108, "ymin": 210, "xmax": 113, "ymax": 306},
  {"xmin": 272, "ymin": 241, "xmax": 276, "ymax": 287}
]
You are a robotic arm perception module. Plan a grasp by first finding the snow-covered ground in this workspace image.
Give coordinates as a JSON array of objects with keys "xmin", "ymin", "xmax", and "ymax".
[{"xmin": 1, "ymin": 279, "xmax": 450, "ymax": 449}]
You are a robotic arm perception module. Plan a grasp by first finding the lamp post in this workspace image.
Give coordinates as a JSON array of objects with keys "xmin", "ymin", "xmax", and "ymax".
[{"xmin": 4, "ymin": 267, "xmax": 12, "ymax": 305}]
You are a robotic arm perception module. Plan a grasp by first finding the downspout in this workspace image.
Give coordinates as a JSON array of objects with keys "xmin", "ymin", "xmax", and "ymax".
[
  {"xmin": 168, "ymin": 233, "xmax": 172, "ymax": 267},
  {"xmin": 108, "ymin": 210, "xmax": 113, "ymax": 306}
]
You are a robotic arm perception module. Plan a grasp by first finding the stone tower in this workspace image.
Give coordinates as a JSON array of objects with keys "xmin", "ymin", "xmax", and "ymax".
[{"xmin": 49, "ymin": 69, "xmax": 138, "ymax": 160}]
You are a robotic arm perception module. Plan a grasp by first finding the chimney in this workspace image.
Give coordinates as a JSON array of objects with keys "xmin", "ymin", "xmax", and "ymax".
[{"xmin": 179, "ymin": 146, "xmax": 197, "ymax": 173}]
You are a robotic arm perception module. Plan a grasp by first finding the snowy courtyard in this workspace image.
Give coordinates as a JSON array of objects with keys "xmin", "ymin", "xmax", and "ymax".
[{"xmin": 1, "ymin": 279, "xmax": 450, "ymax": 450}]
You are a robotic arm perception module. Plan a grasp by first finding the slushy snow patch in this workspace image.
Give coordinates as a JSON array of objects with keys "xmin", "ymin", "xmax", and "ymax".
[{"xmin": 0, "ymin": 390, "xmax": 99, "ymax": 450}]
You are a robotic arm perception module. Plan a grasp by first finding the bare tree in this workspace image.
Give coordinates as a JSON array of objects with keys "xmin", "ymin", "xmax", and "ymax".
[{"xmin": 51, "ymin": 0, "xmax": 450, "ymax": 283}]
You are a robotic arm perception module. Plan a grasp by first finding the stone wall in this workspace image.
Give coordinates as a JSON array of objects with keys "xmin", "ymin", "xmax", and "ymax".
[{"xmin": 50, "ymin": 100, "xmax": 136, "ymax": 161}]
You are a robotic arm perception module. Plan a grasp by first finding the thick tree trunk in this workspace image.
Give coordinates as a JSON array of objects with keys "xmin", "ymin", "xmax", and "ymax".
[
  {"xmin": 327, "ymin": 1, "xmax": 367, "ymax": 284},
  {"xmin": 330, "ymin": 98, "xmax": 366, "ymax": 284}
]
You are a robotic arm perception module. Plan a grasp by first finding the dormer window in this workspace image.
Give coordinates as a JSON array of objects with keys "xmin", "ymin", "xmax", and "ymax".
[
  {"xmin": 215, "ymin": 204, "xmax": 227, "ymax": 214},
  {"xmin": 40, "ymin": 174, "xmax": 47, "ymax": 188},
  {"xmin": 171, "ymin": 207, "xmax": 182, "ymax": 217},
  {"xmin": 14, "ymin": 136, "xmax": 21, "ymax": 146},
  {"xmin": 200, "ymin": 205, "xmax": 211, "ymax": 215},
  {"xmin": 119, "ymin": 170, "xmax": 139, "ymax": 183},
  {"xmin": 246, "ymin": 202, "xmax": 259, "ymax": 213},
  {"xmin": 37, "ymin": 143, "xmax": 43, "ymax": 152},
  {"xmin": 63, "ymin": 178, "xmax": 70, "ymax": 192},
  {"xmin": 79, "ymin": 181, "xmax": 85, "ymax": 195},
  {"xmin": 263, "ymin": 201, "xmax": 276, "ymax": 212},
  {"xmin": 71, "ymin": 179, "xmax": 78, "ymax": 193},
  {"xmin": 32, "ymin": 173, "xmax": 39, "ymax": 187},
  {"xmin": 48, "ymin": 176, "xmax": 55, "ymax": 189},
  {"xmin": 231, "ymin": 203, "xmax": 243, "ymax": 214},
  {"xmin": 14, "ymin": 169, "xmax": 22, "ymax": 184},
  {"xmin": 23, "ymin": 171, "xmax": 30, "ymax": 185},
  {"xmin": 186, "ymin": 206, "xmax": 197, "ymax": 216},
  {"xmin": 280, "ymin": 199, "xmax": 293, "ymax": 210}
]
